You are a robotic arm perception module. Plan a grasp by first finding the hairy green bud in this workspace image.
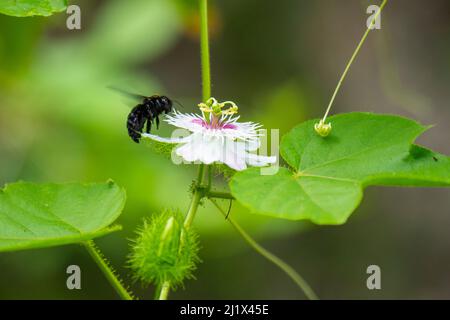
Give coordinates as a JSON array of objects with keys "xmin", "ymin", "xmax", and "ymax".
[{"xmin": 128, "ymin": 209, "xmax": 200, "ymax": 289}]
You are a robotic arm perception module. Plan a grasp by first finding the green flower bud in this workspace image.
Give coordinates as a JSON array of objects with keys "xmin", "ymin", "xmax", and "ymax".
[{"xmin": 314, "ymin": 120, "xmax": 332, "ymax": 137}]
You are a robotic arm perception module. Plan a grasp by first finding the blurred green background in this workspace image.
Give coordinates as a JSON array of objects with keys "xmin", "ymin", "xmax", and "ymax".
[{"xmin": 0, "ymin": 0, "xmax": 449, "ymax": 299}]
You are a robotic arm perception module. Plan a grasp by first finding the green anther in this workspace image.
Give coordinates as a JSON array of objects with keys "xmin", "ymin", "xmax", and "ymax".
[{"xmin": 198, "ymin": 97, "xmax": 239, "ymax": 117}]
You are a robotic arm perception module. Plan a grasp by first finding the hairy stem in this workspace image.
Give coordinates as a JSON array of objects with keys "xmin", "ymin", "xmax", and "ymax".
[
  {"xmin": 84, "ymin": 240, "xmax": 133, "ymax": 300},
  {"xmin": 322, "ymin": 0, "xmax": 388, "ymax": 122},
  {"xmin": 210, "ymin": 199, "xmax": 319, "ymax": 300},
  {"xmin": 184, "ymin": 164, "xmax": 206, "ymax": 229}
]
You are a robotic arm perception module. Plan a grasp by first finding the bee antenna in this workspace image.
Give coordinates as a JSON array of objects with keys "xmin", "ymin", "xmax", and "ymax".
[{"xmin": 173, "ymin": 99, "xmax": 185, "ymax": 109}]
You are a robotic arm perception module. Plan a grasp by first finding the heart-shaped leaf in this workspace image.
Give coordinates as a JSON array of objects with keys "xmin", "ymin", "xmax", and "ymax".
[
  {"xmin": 0, "ymin": 181, "xmax": 126, "ymax": 252},
  {"xmin": 230, "ymin": 113, "xmax": 450, "ymax": 225},
  {"xmin": 0, "ymin": 0, "xmax": 67, "ymax": 17}
]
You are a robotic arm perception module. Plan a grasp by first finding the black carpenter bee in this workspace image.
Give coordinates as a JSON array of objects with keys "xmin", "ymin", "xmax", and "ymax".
[
  {"xmin": 126, "ymin": 95, "xmax": 173, "ymax": 143},
  {"xmin": 109, "ymin": 87, "xmax": 173, "ymax": 143}
]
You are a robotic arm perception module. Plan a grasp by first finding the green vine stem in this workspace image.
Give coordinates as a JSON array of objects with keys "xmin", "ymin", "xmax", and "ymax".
[
  {"xmin": 209, "ymin": 199, "xmax": 319, "ymax": 300},
  {"xmin": 158, "ymin": 281, "xmax": 171, "ymax": 300},
  {"xmin": 199, "ymin": 0, "xmax": 211, "ymax": 101},
  {"xmin": 156, "ymin": 0, "xmax": 212, "ymax": 299},
  {"xmin": 207, "ymin": 190, "xmax": 235, "ymax": 200},
  {"xmin": 184, "ymin": 164, "xmax": 206, "ymax": 229},
  {"xmin": 321, "ymin": 0, "xmax": 388, "ymax": 123},
  {"xmin": 207, "ymin": 166, "xmax": 212, "ymax": 190},
  {"xmin": 83, "ymin": 240, "xmax": 133, "ymax": 300}
]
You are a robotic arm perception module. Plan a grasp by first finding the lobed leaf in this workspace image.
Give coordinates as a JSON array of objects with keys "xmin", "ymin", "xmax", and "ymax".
[
  {"xmin": 230, "ymin": 113, "xmax": 450, "ymax": 225},
  {"xmin": 0, "ymin": 181, "xmax": 126, "ymax": 252}
]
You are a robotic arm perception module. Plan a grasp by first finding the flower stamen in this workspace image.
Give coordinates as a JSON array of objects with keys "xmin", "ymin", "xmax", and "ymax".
[{"xmin": 198, "ymin": 98, "xmax": 239, "ymax": 117}]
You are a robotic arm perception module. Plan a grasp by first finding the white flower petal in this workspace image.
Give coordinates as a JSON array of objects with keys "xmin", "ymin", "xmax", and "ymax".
[
  {"xmin": 200, "ymin": 137, "xmax": 223, "ymax": 164},
  {"xmin": 222, "ymin": 139, "xmax": 248, "ymax": 171},
  {"xmin": 141, "ymin": 133, "xmax": 191, "ymax": 144},
  {"xmin": 175, "ymin": 145, "xmax": 193, "ymax": 162},
  {"xmin": 165, "ymin": 111, "xmax": 205, "ymax": 132}
]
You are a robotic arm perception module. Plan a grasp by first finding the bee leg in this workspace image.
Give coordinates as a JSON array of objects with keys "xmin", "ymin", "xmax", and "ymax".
[
  {"xmin": 145, "ymin": 118, "xmax": 152, "ymax": 133},
  {"xmin": 156, "ymin": 116, "xmax": 160, "ymax": 129},
  {"xmin": 131, "ymin": 132, "xmax": 140, "ymax": 143}
]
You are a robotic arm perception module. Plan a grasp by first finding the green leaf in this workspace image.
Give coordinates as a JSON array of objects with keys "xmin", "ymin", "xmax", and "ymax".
[
  {"xmin": 230, "ymin": 113, "xmax": 450, "ymax": 225},
  {"xmin": 0, "ymin": 0, "xmax": 67, "ymax": 17},
  {"xmin": 0, "ymin": 181, "xmax": 126, "ymax": 252}
]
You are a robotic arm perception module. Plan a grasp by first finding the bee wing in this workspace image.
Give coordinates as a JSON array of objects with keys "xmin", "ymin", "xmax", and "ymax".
[{"xmin": 107, "ymin": 86, "xmax": 147, "ymax": 104}]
